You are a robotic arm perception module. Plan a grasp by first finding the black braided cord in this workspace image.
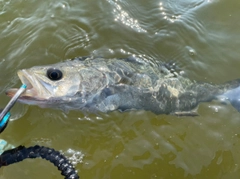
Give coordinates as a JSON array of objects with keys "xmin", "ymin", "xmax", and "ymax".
[{"xmin": 0, "ymin": 145, "xmax": 80, "ymax": 179}]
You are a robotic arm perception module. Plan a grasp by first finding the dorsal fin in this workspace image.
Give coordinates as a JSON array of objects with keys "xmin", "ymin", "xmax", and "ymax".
[
  {"xmin": 71, "ymin": 56, "xmax": 90, "ymax": 61},
  {"xmin": 160, "ymin": 61, "xmax": 184, "ymax": 78},
  {"xmin": 120, "ymin": 56, "xmax": 147, "ymax": 65}
]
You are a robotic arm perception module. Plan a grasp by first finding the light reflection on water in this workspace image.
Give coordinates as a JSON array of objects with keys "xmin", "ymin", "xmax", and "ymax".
[{"xmin": 1, "ymin": 0, "xmax": 240, "ymax": 178}]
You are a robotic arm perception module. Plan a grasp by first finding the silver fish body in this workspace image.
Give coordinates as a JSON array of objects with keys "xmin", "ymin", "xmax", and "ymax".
[{"xmin": 6, "ymin": 56, "xmax": 240, "ymax": 114}]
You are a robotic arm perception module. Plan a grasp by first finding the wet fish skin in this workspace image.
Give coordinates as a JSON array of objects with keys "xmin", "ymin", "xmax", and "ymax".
[{"xmin": 6, "ymin": 56, "xmax": 240, "ymax": 114}]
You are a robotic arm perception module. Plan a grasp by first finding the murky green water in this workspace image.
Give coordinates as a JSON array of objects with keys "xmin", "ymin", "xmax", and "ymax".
[{"xmin": 1, "ymin": 0, "xmax": 240, "ymax": 178}]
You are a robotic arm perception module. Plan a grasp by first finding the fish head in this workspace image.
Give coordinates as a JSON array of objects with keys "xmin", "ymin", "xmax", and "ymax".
[{"xmin": 6, "ymin": 61, "xmax": 81, "ymax": 105}]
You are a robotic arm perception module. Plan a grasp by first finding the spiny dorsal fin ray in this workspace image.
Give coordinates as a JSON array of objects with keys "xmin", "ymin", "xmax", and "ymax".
[
  {"xmin": 160, "ymin": 61, "xmax": 185, "ymax": 78},
  {"xmin": 71, "ymin": 56, "xmax": 90, "ymax": 61}
]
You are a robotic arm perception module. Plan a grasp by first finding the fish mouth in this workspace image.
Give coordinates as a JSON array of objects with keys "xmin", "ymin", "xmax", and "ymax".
[{"xmin": 6, "ymin": 70, "xmax": 44, "ymax": 101}]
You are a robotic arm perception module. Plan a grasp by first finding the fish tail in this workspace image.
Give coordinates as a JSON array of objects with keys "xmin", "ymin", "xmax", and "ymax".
[{"xmin": 218, "ymin": 79, "xmax": 240, "ymax": 112}]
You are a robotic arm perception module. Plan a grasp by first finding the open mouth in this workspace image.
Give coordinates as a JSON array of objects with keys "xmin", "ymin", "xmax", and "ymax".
[{"xmin": 6, "ymin": 70, "xmax": 38, "ymax": 100}]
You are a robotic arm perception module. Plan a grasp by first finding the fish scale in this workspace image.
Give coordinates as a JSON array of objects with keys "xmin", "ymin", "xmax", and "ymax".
[{"xmin": 6, "ymin": 56, "xmax": 240, "ymax": 115}]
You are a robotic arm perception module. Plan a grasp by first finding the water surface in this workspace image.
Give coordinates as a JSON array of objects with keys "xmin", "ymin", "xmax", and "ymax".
[{"xmin": 1, "ymin": 0, "xmax": 240, "ymax": 178}]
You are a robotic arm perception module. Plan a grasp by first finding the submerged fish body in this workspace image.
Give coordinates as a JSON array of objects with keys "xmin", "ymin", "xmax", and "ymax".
[{"xmin": 6, "ymin": 56, "xmax": 240, "ymax": 115}]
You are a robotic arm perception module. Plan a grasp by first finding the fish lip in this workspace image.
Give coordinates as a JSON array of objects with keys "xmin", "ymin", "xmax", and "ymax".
[
  {"xmin": 18, "ymin": 70, "xmax": 33, "ymax": 90},
  {"xmin": 6, "ymin": 70, "xmax": 43, "ymax": 101}
]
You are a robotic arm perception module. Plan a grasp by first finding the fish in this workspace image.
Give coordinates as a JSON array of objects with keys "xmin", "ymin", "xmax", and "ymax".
[{"xmin": 6, "ymin": 56, "xmax": 240, "ymax": 115}]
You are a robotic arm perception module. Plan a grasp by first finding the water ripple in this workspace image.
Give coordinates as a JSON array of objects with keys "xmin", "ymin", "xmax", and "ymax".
[
  {"xmin": 107, "ymin": 0, "xmax": 147, "ymax": 33},
  {"xmin": 1, "ymin": 0, "xmax": 240, "ymax": 178}
]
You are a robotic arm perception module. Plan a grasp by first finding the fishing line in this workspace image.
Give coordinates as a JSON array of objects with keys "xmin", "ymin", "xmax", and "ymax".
[
  {"xmin": 0, "ymin": 84, "xmax": 26, "ymax": 132},
  {"xmin": 0, "ymin": 84, "xmax": 80, "ymax": 178}
]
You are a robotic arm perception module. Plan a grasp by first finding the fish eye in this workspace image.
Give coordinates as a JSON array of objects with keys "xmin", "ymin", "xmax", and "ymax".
[{"xmin": 47, "ymin": 68, "xmax": 63, "ymax": 81}]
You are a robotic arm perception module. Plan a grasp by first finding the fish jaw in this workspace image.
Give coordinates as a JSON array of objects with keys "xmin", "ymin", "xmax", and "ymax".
[{"xmin": 6, "ymin": 70, "xmax": 48, "ymax": 104}]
